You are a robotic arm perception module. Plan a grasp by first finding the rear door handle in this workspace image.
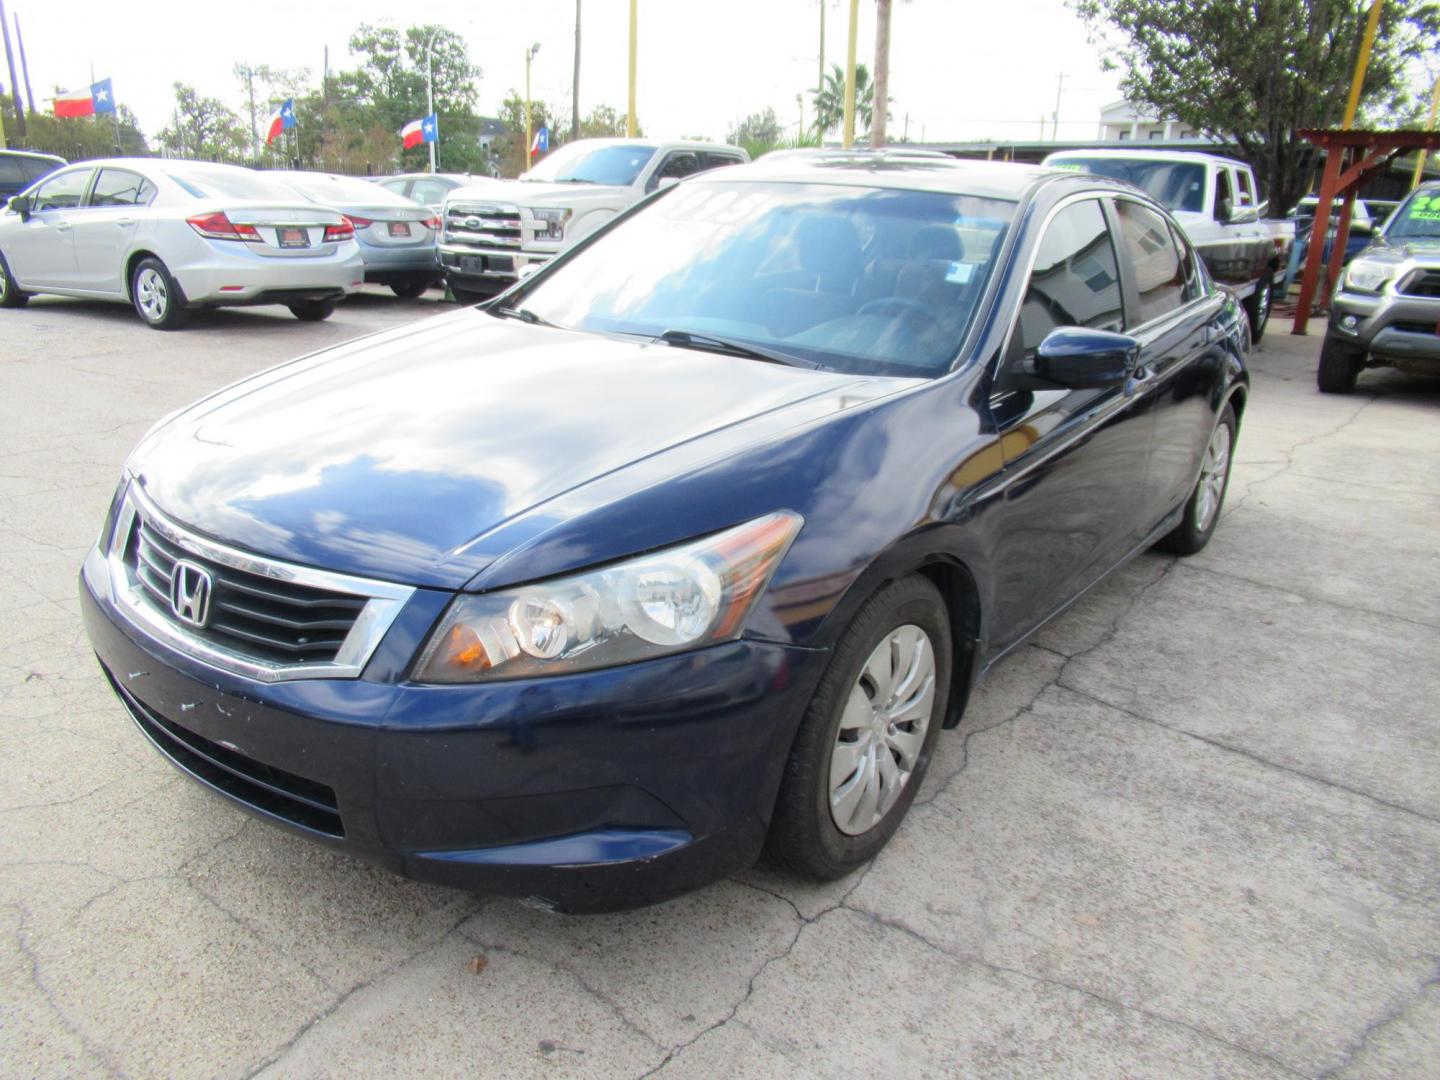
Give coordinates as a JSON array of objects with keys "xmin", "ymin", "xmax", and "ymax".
[
  {"xmin": 115, "ymin": 217, "xmax": 136, "ymax": 227},
  {"xmin": 54, "ymin": 222, "xmax": 72, "ymax": 233}
]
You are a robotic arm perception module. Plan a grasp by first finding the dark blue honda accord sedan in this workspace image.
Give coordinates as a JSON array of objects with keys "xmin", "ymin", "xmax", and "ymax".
[{"xmin": 81, "ymin": 151, "xmax": 1249, "ymax": 912}]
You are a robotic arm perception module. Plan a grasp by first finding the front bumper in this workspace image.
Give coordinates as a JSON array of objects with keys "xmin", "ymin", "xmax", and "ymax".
[
  {"xmin": 438, "ymin": 242, "xmax": 555, "ymax": 285},
  {"xmin": 172, "ymin": 243, "xmax": 365, "ymax": 307},
  {"xmin": 80, "ymin": 546, "xmax": 822, "ymax": 913},
  {"xmin": 1331, "ymin": 288, "xmax": 1440, "ymax": 364}
]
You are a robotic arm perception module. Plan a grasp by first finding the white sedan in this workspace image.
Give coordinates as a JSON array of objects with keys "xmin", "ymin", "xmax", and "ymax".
[{"xmin": 0, "ymin": 159, "xmax": 365, "ymax": 329}]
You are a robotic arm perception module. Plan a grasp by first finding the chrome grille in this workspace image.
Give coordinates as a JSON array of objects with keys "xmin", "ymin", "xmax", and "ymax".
[
  {"xmin": 444, "ymin": 202, "xmax": 523, "ymax": 249},
  {"xmin": 106, "ymin": 486, "xmax": 414, "ymax": 682}
]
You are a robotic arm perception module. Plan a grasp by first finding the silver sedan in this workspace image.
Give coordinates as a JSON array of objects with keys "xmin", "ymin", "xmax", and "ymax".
[
  {"xmin": 270, "ymin": 172, "xmax": 443, "ymax": 298},
  {"xmin": 0, "ymin": 159, "xmax": 365, "ymax": 329}
]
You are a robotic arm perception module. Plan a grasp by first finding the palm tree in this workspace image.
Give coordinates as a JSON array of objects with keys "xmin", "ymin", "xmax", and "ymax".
[
  {"xmin": 813, "ymin": 62, "xmax": 873, "ymax": 140},
  {"xmin": 871, "ymin": 0, "xmax": 892, "ymax": 146}
]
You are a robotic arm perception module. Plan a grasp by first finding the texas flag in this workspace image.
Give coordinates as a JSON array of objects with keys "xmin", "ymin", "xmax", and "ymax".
[
  {"xmin": 401, "ymin": 114, "xmax": 438, "ymax": 149},
  {"xmin": 265, "ymin": 99, "xmax": 297, "ymax": 144},
  {"xmin": 530, "ymin": 125, "xmax": 550, "ymax": 157},
  {"xmin": 53, "ymin": 78, "xmax": 116, "ymax": 118}
]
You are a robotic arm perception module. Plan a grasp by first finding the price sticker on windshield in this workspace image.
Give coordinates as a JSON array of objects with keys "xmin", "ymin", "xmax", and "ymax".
[{"xmin": 1407, "ymin": 195, "xmax": 1440, "ymax": 222}]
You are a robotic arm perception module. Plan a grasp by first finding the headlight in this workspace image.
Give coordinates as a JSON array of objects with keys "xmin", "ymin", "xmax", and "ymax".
[
  {"xmin": 414, "ymin": 511, "xmax": 803, "ymax": 683},
  {"xmin": 529, "ymin": 207, "xmax": 571, "ymax": 241},
  {"xmin": 1344, "ymin": 258, "xmax": 1395, "ymax": 293}
]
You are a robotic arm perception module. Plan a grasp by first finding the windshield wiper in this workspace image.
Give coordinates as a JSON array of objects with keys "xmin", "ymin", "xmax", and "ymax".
[
  {"xmin": 656, "ymin": 329, "xmax": 819, "ymax": 369},
  {"xmin": 491, "ymin": 306, "xmax": 557, "ymax": 327}
]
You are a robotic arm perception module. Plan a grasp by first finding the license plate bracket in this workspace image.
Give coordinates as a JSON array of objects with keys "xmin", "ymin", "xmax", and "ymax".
[
  {"xmin": 387, "ymin": 221, "xmax": 412, "ymax": 238},
  {"xmin": 277, "ymin": 227, "xmax": 309, "ymax": 249}
]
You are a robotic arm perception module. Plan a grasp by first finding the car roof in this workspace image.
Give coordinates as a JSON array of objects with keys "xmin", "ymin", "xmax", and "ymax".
[
  {"xmin": 704, "ymin": 153, "xmax": 1064, "ymax": 200},
  {"xmin": 0, "ymin": 149, "xmax": 65, "ymax": 164},
  {"xmin": 1045, "ymin": 147, "xmax": 1244, "ymax": 169},
  {"xmin": 559, "ymin": 136, "xmax": 744, "ymax": 154}
]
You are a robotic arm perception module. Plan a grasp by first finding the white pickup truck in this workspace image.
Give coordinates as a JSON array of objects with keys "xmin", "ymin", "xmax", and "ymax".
[
  {"xmin": 439, "ymin": 138, "xmax": 749, "ymax": 302},
  {"xmin": 1043, "ymin": 149, "xmax": 1292, "ymax": 341}
]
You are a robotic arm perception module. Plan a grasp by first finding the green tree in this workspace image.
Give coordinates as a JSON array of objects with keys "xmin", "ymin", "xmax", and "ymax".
[
  {"xmin": 1071, "ymin": 0, "xmax": 1440, "ymax": 215},
  {"xmin": 579, "ymin": 104, "xmax": 630, "ymax": 138},
  {"xmin": 8, "ymin": 105, "xmax": 147, "ymax": 159},
  {"xmin": 728, "ymin": 107, "xmax": 783, "ymax": 148},
  {"xmin": 813, "ymin": 62, "xmax": 874, "ymax": 140},
  {"xmin": 157, "ymin": 82, "xmax": 249, "ymax": 159}
]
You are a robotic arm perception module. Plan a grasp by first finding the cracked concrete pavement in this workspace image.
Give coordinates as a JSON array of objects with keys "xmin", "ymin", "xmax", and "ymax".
[{"xmin": 2, "ymin": 291, "xmax": 1438, "ymax": 1078}]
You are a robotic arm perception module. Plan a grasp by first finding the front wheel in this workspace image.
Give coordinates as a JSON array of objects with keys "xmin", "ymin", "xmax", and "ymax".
[
  {"xmin": 390, "ymin": 279, "xmax": 431, "ymax": 299},
  {"xmin": 1155, "ymin": 404, "xmax": 1237, "ymax": 556},
  {"xmin": 131, "ymin": 257, "xmax": 190, "ymax": 330},
  {"xmin": 1317, "ymin": 333, "xmax": 1365, "ymax": 394},
  {"xmin": 289, "ymin": 298, "xmax": 337, "ymax": 322},
  {"xmin": 765, "ymin": 575, "xmax": 951, "ymax": 880},
  {"xmin": 1244, "ymin": 279, "xmax": 1272, "ymax": 344},
  {"xmin": 0, "ymin": 250, "xmax": 30, "ymax": 308}
]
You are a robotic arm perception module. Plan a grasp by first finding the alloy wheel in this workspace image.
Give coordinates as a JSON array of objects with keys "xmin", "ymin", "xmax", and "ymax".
[
  {"xmin": 136, "ymin": 268, "xmax": 168, "ymax": 322},
  {"xmin": 1194, "ymin": 421, "xmax": 1232, "ymax": 533},
  {"xmin": 828, "ymin": 624, "xmax": 936, "ymax": 836}
]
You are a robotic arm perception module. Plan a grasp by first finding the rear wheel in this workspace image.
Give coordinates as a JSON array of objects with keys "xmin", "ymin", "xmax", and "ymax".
[
  {"xmin": 0, "ymin": 250, "xmax": 29, "ymax": 308},
  {"xmin": 131, "ymin": 257, "xmax": 190, "ymax": 330},
  {"xmin": 1317, "ymin": 333, "xmax": 1365, "ymax": 394},
  {"xmin": 289, "ymin": 298, "xmax": 337, "ymax": 322},
  {"xmin": 765, "ymin": 575, "xmax": 951, "ymax": 880},
  {"xmin": 1155, "ymin": 404, "xmax": 1237, "ymax": 556},
  {"xmin": 390, "ymin": 279, "xmax": 431, "ymax": 299},
  {"xmin": 1244, "ymin": 278, "xmax": 1272, "ymax": 343}
]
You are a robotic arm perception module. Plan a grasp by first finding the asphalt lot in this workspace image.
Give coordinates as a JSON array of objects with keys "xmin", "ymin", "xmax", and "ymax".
[{"xmin": 2, "ymin": 290, "xmax": 1438, "ymax": 1079}]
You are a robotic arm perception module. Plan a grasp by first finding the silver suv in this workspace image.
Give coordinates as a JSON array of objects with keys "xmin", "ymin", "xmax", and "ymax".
[{"xmin": 1320, "ymin": 181, "xmax": 1440, "ymax": 392}]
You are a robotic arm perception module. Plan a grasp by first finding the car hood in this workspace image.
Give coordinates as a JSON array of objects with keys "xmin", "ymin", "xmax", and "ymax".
[
  {"xmin": 449, "ymin": 180, "xmax": 630, "ymax": 209},
  {"xmin": 1364, "ymin": 236, "xmax": 1440, "ymax": 262},
  {"xmin": 132, "ymin": 311, "xmax": 895, "ymax": 589}
]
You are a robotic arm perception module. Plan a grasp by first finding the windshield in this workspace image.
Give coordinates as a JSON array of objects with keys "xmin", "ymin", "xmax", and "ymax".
[
  {"xmin": 167, "ymin": 168, "xmax": 304, "ymax": 201},
  {"xmin": 524, "ymin": 142, "xmax": 657, "ymax": 186},
  {"xmin": 275, "ymin": 173, "xmax": 414, "ymax": 206},
  {"xmin": 1050, "ymin": 157, "xmax": 1206, "ymax": 214},
  {"xmin": 519, "ymin": 181, "xmax": 1015, "ymax": 378},
  {"xmin": 1383, "ymin": 191, "xmax": 1440, "ymax": 240}
]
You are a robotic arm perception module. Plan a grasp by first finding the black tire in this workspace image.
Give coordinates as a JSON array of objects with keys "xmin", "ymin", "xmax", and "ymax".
[
  {"xmin": 0, "ymin": 249, "xmax": 30, "ymax": 308},
  {"xmin": 764, "ymin": 575, "xmax": 952, "ymax": 881},
  {"xmin": 1317, "ymin": 332, "xmax": 1365, "ymax": 394},
  {"xmin": 130, "ymin": 256, "xmax": 190, "ymax": 330},
  {"xmin": 1244, "ymin": 278, "xmax": 1273, "ymax": 344},
  {"xmin": 289, "ymin": 298, "xmax": 337, "ymax": 322},
  {"xmin": 1155, "ymin": 404, "xmax": 1238, "ymax": 556},
  {"xmin": 390, "ymin": 279, "xmax": 431, "ymax": 299},
  {"xmin": 449, "ymin": 286, "xmax": 488, "ymax": 306}
]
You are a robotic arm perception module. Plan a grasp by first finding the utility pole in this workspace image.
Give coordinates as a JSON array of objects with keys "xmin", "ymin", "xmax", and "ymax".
[
  {"xmin": 1344, "ymin": 0, "xmax": 1384, "ymax": 128},
  {"xmin": 237, "ymin": 64, "xmax": 259, "ymax": 156},
  {"xmin": 842, "ymin": 0, "xmax": 858, "ymax": 148},
  {"xmin": 14, "ymin": 12, "xmax": 33, "ymax": 115},
  {"xmin": 571, "ymin": 0, "xmax": 581, "ymax": 141},
  {"xmin": 626, "ymin": 0, "xmax": 637, "ymax": 136},
  {"xmin": 1052, "ymin": 72, "xmax": 1065, "ymax": 142},
  {"xmin": 425, "ymin": 28, "xmax": 440, "ymax": 174},
  {"xmin": 525, "ymin": 42, "xmax": 541, "ymax": 169},
  {"xmin": 0, "ymin": 0, "xmax": 24, "ymax": 140}
]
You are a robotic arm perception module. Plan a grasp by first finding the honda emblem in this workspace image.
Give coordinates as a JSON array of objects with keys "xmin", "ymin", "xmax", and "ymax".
[{"xmin": 169, "ymin": 560, "xmax": 213, "ymax": 628}]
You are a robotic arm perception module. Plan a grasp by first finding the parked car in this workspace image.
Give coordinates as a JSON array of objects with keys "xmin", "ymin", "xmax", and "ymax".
[
  {"xmin": 271, "ymin": 171, "xmax": 442, "ymax": 298},
  {"xmin": 1286, "ymin": 195, "xmax": 1375, "ymax": 284},
  {"xmin": 0, "ymin": 159, "xmax": 363, "ymax": 328},
  {"xmin": 372, "ymin": 172, "xmax": 498, "ymax": 215},
  {"xmin": 0, "ymin": 149, "xmax": 65, "ymax": 199},
  {"xmin": 439, "ymin": 138, "xmax": 749, "ymax": 301},
  {"xmin": 81, "ymin": 156, "xmax": 1249, "ymax": 912},
  {"xmin": 1044, "ymin": 148, "xmax": 1290, "ymax": 341},
  {"xmin": 1318, "ymin": 180, "xmax": 1440, "ymax": 392}
]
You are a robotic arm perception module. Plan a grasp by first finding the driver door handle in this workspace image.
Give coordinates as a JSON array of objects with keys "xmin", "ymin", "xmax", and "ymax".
[
  {"xmin": 115, "ymin": 217, "xmax": 136, "ymax": 227},
  {"xmin": 54, "ymin": 222, "xmax": 73, "ymax": 233}
]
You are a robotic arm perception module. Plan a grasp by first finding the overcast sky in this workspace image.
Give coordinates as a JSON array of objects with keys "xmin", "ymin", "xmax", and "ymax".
[{"xmin": 6, "ymin": 0, "xmax": 1123, "ymax": 144}]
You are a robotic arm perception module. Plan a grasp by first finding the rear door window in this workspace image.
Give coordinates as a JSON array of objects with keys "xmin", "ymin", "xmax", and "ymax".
[
  {"xmin": 90, "ymin": 169, "xmax": 157, "ymax": 207},
  {"xmin": 1114, "ymin": 200, "xmax": 1188, "ymax": 325},
  {"xmin": 30, "ymin": 169, "xmax": 91, "ymax": 210}
]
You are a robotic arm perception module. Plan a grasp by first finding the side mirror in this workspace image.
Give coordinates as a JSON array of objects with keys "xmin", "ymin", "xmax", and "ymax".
[
  {"xmin": 656, "ymin": 176, "xmax": 681, "ymax": 191},
  {"xmin": 8, "ymin": 195, "xmax": 30, "ymax": 219},
  {"xmin": 1227, "ymin": 204, "xmax": 1259, "ymax": 225},
  {"xmin": 1032, "ymin": 327, "xmax": 1141, "ymax": 389}
]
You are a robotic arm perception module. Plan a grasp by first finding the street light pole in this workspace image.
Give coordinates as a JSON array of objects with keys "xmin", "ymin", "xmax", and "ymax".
[
  {"xmin": 626, "ymin": 0, "xmax": 637, "ymax": 137},
  {"xmin": 525, "ymin": 43, "xmax": 540, "ymax": 173},
  {"xmin": 425, "ymin": 28, "xmax": 439, "ymax": 174}
]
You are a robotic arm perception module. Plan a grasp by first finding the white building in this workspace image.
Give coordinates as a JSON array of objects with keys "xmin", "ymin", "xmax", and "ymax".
[{"xmin": 1097, "ymin": 100, "xmax": 1198, "ymax": 142}]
